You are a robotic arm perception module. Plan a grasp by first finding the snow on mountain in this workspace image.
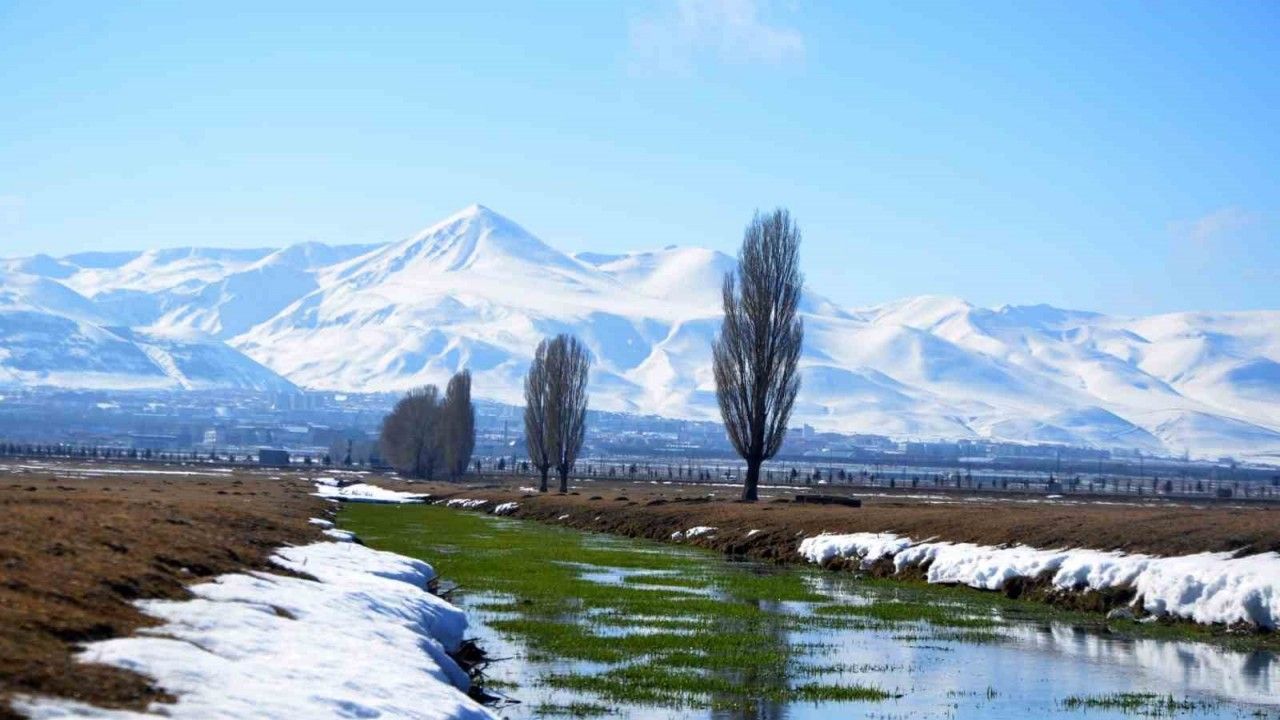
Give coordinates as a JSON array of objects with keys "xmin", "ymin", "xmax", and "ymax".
[
  {"xmin": 65, "ymin": 246, "xmax": 277, "ymax": 297},
  {"xmin": 0, "ymin": 270, "xmax": 117, "ymax": 325},
  {"xmin": 581, "ymin": 246, "xmax": 736, "ymax": 311},
  {"xmin": 0, "ymin": 268, "xmax": 294, "ymax": 391},
  {"xmin": 145, "ymin": 242, "xmax": 380, "ymax": 339},
  {"xmin": 1150, "ymin": 410, "xmax": 1280, "ymax": 461},
  {"xmin": 236, "ymin": 205, "xmax": 664, "ymax": 403},
  {"xmin": 2, "ymin": 253, "xmax": 80, "ymax": 279},
  {"xmin": 3, "ymin": 204, "xmax": 1279, "ymax": 458}
]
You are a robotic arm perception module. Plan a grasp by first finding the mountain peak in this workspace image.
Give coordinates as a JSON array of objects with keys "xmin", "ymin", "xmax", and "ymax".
[
  {"xmin": 440, "ymin": 203, "xmax": 507, "ymax": 226},
  {"xmin": 337, "ymin": 204, "xmax": 586, "ymax": 280},
  {"xmin": 419, "ymin": 203, "xmax": 529, "ymax": 240}
]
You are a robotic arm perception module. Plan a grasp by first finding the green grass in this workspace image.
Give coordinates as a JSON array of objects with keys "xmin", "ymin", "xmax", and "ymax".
[
  {"xmin": 618, "ymin": 572, "xmax": 710, "ymax": 589},
  {"xmin": 544, "ymin": 665, "xmax": 892, "ymax": 710},
  {"xmin": 1059, "ymin": 692, "xmax": 1213, "ymax": 716},
  {"xmin": 814, "ymin": 599, "xmax": 999, "ymax": 628},
  {"xmin": 340, "ymin": 503, "xmax": 899, "ymax": 711},
  {"xmin": 532, "ymin": 701, "xmax": 614, "ymax": 717}
]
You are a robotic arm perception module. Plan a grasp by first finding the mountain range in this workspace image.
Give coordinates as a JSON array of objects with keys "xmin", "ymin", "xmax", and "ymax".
[{"xmin": 3, "ymin": 204, "xmax": 1279, "ymax": 460}]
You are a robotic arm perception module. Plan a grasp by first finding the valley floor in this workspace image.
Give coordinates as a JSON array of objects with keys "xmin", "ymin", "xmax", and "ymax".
[{"xmin": 5, "ymin": 461, "xmax": 1279, "ymax": 718}]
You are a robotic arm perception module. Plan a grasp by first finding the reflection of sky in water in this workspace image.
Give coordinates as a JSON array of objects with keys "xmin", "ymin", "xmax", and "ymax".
[{"xmin": 463, "ymin": 556, "xmax": 1279, "ymax": 720}]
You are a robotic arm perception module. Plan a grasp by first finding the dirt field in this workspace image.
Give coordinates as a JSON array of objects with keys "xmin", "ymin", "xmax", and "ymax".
[
  {"xmin": 0, "ymin": 463, "xmax": 325, "ymax": 719},
  {"xmin": 399, "ymin": 475, "xmax": 1280, "ymax": 561}
]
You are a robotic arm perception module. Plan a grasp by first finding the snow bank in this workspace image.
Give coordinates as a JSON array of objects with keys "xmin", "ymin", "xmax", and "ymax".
[
  {"xmin": 798, "ymin": 532, "xmax": 1280, "ymax": 629},
  {"xmin": 672, "ymin": 526, "xmax": 717, "ymax": 540},
  {"xmin": 17, "ymin": 541, "xmax": 494, "ymax": 719},
  {"xmin": 492, "ymin": 502, "xmax": 519, "ymax": 516},
  {"xmin": 312, "ymin": 479, "xmax": 429, "ymax": 504},
  {"xmin": 445, "ymin": 498, "xmax": 488, "ymax": 509}
]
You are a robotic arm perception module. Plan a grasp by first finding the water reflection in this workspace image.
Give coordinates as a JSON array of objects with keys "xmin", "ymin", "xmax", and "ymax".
[
  {"xmin": 708, "ymin": 598, "xmax": 789, "ymax": 720},
  {"xmin": 1004, "ymin": 622, "xmax": 1278, "ymax": 704},
  {"xmin": 461, "ymin": 525, "xmax": 1278, "ymax": 719}
]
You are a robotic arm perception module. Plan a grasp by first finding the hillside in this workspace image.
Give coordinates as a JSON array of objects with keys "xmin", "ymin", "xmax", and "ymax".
[{"xmin": 3, "ymin": 205, "xmax": 1279, "ymax": 459}]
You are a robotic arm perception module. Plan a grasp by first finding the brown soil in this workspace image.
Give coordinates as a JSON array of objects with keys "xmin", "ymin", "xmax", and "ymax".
[
  {"xmin": 400, "ymin": 475, "xmax": 1280, "ymax": 561},
  {"xmin": 0, "ymin": 464, "xmax": 326, "ymax": 719}
]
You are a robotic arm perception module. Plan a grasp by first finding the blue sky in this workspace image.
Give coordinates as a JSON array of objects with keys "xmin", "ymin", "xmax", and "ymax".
[{"xmin": 1, "ymin": 1, "xmax": 1277, "ymax": 315}]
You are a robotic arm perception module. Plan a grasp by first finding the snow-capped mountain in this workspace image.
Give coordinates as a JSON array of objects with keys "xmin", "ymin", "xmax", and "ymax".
[
  {"xmin": 3, "ymin": 204, "xmax": 1279, "ymax": 459},
  {"xmin": 0, "ymin": 268, "xmax": 294, "ymax": 391}
]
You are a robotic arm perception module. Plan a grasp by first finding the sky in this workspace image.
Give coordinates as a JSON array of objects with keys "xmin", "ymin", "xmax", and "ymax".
[{"xmin": 1, "ymin": 1, "xmax": 1277, "ymax": 315}]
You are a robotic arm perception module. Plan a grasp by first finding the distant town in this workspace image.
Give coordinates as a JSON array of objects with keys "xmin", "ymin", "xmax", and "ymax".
[{"xmin": 1, "ymin": 387, "xmax": 1275, "ymax": 500}]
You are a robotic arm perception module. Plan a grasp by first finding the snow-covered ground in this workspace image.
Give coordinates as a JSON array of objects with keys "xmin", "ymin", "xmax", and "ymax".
[
  {"xmin": 312, "ymin": 476, "xmax": 430, "ymax": 503},
  {"xmin": 798, "ymin": 532, "xmax": 1280, "ymax": 629},
  {"xmin": 15, "ymin": 536, "xmax": 495, "ymax": 719},
  {"xmin": 672, "ymin": 526, "xmax": 717, "ymax": 540},
  {"xmin": 5, "ymin": 204, "xmax": 1280, "ymax": 458}
]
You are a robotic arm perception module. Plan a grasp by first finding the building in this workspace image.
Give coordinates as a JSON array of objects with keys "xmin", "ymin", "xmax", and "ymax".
[{"xmin": 257, "ymin": 448, "xmax": 290, "ymax": 467}]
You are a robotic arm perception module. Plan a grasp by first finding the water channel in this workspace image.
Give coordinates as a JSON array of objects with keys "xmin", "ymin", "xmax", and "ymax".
[{"xmin": 341, "ymin": 504, "xmax": 1280, "ymax": 720}]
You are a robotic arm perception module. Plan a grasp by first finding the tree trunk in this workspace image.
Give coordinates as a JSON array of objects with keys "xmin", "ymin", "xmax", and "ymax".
[
  {"xmin": 742, "ymin": 459, "xmax": 761, "ymax": 502},
  {"xmin": 558, "ymin": 465, "xmax": 569, "ymax": 494},
  {"xmin": 539, "ymin": 466, "xmax": 549, "ymax": 493}
]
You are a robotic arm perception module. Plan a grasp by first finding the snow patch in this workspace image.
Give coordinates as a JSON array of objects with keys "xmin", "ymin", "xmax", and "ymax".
[
  {"xmin": 313, "ymin": 480, "xmax": 429, "ymax": 504},
  {"xmin": 445, "ymin": 498, "xmax": 488, "ymax": 509},
  {"xmin": 798, "ymin": 532, "xmax": 1280, "ymax": 628},
  {"xmin": 15, "ymin": 541, "xmax": 494, "ymax": 719},
  {"xmin": 492, "ymin": 502, "xmax": 519, "ymax": 516},
  {"xmin": 323, "ymin": 528, "xmax": 356, "ymax": 542},
  {"xmin": 672, "ymin": 526, "xmax": 717, "ymax": 540}
]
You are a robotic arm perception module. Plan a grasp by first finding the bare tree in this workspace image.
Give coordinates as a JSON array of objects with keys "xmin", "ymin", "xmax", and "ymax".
[
  {"xmin": 524, "ymin": 334, "xmax": 591, "ymax": 493},
  {"xmin": 713, "ymin": 209, "xmax": 804, "ymax": 502},
  {"xmin": 380, "ymin": 385, "xmax": 444, "ymax": 480},
  {"xmin": 442, "ymin": 370, "xmax": 476, "ymax": 479},
  {"xmin": 524, "ymin": 343, "xmax": 553, "ymax": 492},
  {"xmin": 546, "ymin": 335, "xmax": 591, "ymax": 493}
]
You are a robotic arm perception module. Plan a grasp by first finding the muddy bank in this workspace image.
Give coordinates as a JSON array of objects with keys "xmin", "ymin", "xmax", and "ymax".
[
  {"xmin": 402, "ymin": 476, "xmax": 1280, "ymax": 558},
  {"xmin": 0, "ymin": 465, "xmax": 326, "ymax": 718}
]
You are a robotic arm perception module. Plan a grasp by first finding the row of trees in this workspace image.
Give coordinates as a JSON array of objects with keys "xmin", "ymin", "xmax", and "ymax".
[
  {"xmin": 380, "ymin": 208, "xmax": 800, "ymax": 503},
  {"xmin": 379, "ymin": 370, "xmax": 475, "ymax": 480},
  {"xmin": 378, "ymin": 335, "xmax": 591, "ymax": 489}
]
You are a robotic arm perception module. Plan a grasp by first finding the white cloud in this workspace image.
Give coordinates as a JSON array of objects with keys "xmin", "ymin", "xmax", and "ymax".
[
  {"xmin": 1171, "ymin": 206, "xmax": 1257, "ymax": 250},
  {"xmin": 629, "ymin": 0, "xmax": 804, "ymax": 74},
  {"xmin": 1168, "ymin": 206, "xmax": 1272, "ymax": 281}
]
